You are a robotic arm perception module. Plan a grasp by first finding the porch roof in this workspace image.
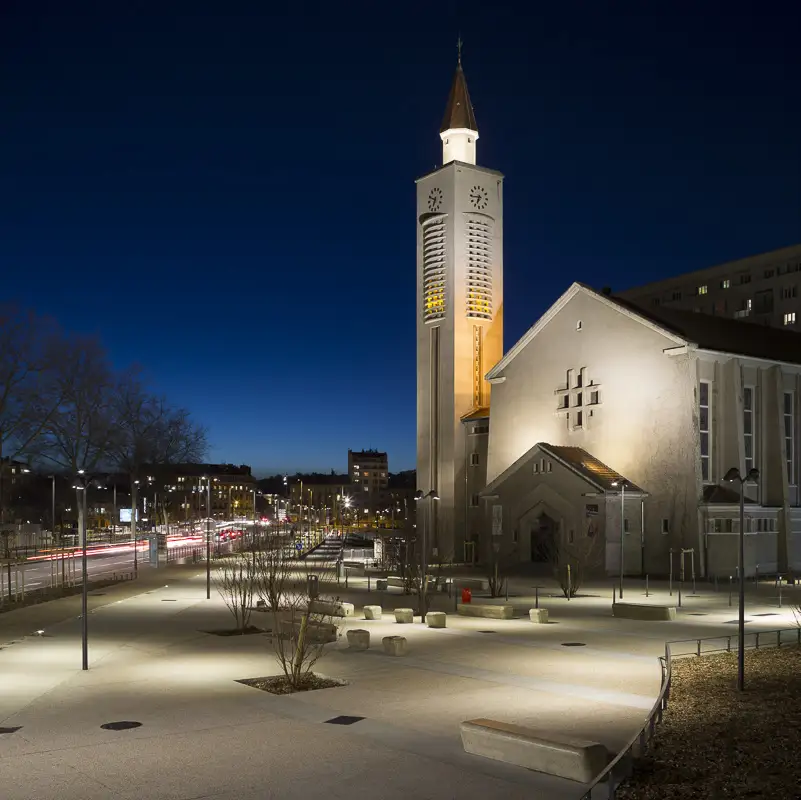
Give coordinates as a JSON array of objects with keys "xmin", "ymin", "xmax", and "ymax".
[{"xmin": 482, "ymin": 442, "xmax": 645, "ymax": 496}]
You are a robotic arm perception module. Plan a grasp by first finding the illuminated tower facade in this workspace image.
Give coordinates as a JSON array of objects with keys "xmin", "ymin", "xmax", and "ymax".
[{"xmin": 416, "ymin": 55, "xmax": 504, "ymax": 561}]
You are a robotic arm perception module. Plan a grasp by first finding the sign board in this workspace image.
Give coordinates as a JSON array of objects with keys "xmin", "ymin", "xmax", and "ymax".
[
  {"xmin": 119, "ymin": 508, "xmax": 140, "ymax": 523},
  {"xmin": 492, "ymin": 504, "xmax": 503, "ymax": 537},
  {"xmin": 295, "ymin": 542, "xmax": 303, "ymax": 551}
]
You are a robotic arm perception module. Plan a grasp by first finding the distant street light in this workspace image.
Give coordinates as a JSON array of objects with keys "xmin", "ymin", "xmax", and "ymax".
[
  {"xmin": 415, "ymin": 489, "xmax": 439, "ymax": 621},
  {"xmin": 611, "ymin": 480, "xmax": 629, "ymax": 599},
  {"xmin": 724, "ymin": 466, "xmax": 759, "ymax": 691}
]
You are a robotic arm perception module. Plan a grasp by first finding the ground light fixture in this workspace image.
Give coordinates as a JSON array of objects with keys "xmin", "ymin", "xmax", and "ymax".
[{"xmin": 724, "ymin": 465, "xmax": 759, "ymax": 692}]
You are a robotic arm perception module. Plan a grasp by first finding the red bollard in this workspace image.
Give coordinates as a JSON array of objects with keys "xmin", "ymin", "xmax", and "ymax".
[{"xmin": 461, "ymin": 587, "xmax": 472, "ymax": 604}]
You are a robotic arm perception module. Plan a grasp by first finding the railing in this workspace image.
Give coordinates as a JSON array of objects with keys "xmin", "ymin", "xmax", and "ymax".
[
  {"xmin": 580, "ymin": 626, "xmax": 800, "ymax": 798},
  {"xmin": 341, "ymin": 548, "xmax": 374, "ymax": 561}
]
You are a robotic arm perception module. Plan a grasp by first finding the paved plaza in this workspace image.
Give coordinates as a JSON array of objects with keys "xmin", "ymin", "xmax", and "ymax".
[{"xmin": 0, "ymin": 557, "xmax": 798, "ymax": 800}]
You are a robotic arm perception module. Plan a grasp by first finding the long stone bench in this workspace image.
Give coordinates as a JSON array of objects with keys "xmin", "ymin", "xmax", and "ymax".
[
  {"xmin": 454, "ymin": 577, "xmax": 489, "ymax": 591},
  {"xmin": 308, "ymin": 600, "xmax": 354, "ymax": 618},
  {"xmin": 279, "ymin": 619, "xmax": 338, "ymax": 644},
  {"xmin": 460, "ymin": 718, "xmax": 607, "ymax": 782},
  {"xmin": 613, "ymin": 602, "xmax": 676, "ymax": 621},
  {"xmin": 457, "ymin": 603, "xmax": 515, "ymax": 620}
]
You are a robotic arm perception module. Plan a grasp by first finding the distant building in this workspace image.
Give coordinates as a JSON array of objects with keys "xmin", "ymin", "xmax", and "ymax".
[
  {"xmin": 620, "ymin": 244, "xmax": 801, "ymax": 331},
  {"xmin": 348, "ymin": 449, "xmax": 388, "ymax": 516},
  {"xmin": 288, "ymin": 474, "xmax": 349, "ymax": 523}
]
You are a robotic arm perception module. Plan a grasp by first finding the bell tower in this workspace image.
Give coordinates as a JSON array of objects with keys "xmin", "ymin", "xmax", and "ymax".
[{"xmin": 415, "ymin": 51, "xmax": 504, "ymax": 562}]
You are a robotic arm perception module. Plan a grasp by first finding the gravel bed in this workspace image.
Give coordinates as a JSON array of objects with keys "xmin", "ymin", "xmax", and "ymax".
[
  {"xmin": 617, "ymin": 645, "xmax": 801, "ymax": 799},
  {"xmin": 237, "ymin": 674, "xmax": 345, "ymax": 695}
]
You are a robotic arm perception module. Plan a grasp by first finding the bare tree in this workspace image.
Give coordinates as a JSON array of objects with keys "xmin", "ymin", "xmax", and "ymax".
[
  {"xmin": 0, "ymin": 307, "xmax": 63, "ymax": 529},
  {"xmin": 35, "ymin": 336, "xmax": 116, "ymax": 535},
  {"xmin": 547, "ymin": 526, "xmax": 604, "ymax": 598},
  {"xmin": 109, "ymin": 372, "xmax": 208, "ymax": 558},
  {"xmin": 264, "ymin": 545, "xmax": 343, "ymax": 689},
  {"xmin": 213, "ymin": 552, "xmax": 256, "ymax": 634}
]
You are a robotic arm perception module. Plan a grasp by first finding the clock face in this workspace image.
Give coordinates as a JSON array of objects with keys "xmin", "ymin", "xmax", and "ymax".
[
  {"xmin": 427, "ymin": 187, "xmax": 443, "ymax": 212},
  {"xmin": 469, "ymin": 185, "xmax": 489, "ymax": 210}
]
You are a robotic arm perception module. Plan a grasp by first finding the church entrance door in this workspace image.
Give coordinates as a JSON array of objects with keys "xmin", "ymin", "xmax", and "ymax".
[{"xmin": 531, "ymin": 514, "xmax": 558, "ymax": 563}]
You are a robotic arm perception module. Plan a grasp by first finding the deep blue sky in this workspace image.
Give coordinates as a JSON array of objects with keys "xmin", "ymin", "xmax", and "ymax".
[{"xmin": 2, "ymin": 1, "xmax": 800, "ymax": 475}]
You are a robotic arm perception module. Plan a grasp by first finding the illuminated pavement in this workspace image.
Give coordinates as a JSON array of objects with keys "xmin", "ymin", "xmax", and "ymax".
[{"xmin": 0, "ymin": 563, "xmax": 797, "ymax": 800}]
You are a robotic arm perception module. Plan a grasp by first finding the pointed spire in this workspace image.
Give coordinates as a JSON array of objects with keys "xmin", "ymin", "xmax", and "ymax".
[{"xmin": 440, "ymin": 44, "xmax": 477, "ymax": 134}]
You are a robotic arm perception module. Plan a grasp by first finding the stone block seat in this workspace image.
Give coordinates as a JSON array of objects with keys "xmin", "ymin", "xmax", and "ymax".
[
  {"xmin": 382, "ymin": 636, "xmax": 407, "ymax": 656},
  {"xmin": 309, "ymin": 600, "xmax": 354, "ymax": 618},
  {"xmin": 529, "ymin": 609, "xmax": 549, "ymax": 624},
  {"xmin": 460, "ymin": 719, "xmax": 607, "ymax": 783},
  {"xmin": 425, "ymin": 611, "xmax": 446, "ymax": 628},
  {"xmin": 346, "ymin": 629, "xmax": 370, "ymax": 650},
  {"xmin": 363, "ymin": 605, "xmax": 382, "ymax": 620},
  {"xmin": 457, "ymin": 603, "xmax": 515, "ymax": 620},
  {"xmin": 394, "ymin": 608, "xmax": 414, "ymax": 624},
  {"xmin": 612, "ymin": 602, "xmax": 676, "ymax": 621}
]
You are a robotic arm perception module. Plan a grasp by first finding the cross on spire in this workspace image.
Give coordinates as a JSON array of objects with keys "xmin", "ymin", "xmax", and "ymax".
[{"xmin": 457, "ymin": 35, "xmax": 463, "ymax": 64}]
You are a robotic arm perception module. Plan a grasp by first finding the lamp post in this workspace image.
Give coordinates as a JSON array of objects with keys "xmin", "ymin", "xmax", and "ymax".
[
  {"xmin": 611, "ymin": 479, "xmax": 628, "ymax": 599},
  {"xmin": 73, "ymin": 470, "xmax": 92, "ymax": 671},
  {"xmin": 205, "ymin": 477, "xmax": 211, "ymax": 600},
  {"xmin": 133, "ymin": 479, "xmax": 140, "ymax": 574},
  {"xmin": 724, "ymin": 466, "xmax": 759, "ymax": 691},
  {"xmin": 414, "ymin": 489, "xmax": 439, "ymax": 621}
]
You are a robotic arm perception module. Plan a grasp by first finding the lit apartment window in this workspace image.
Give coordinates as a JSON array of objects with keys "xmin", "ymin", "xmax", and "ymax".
[
  {"xmin": 721, "ymin": 279, "xmax": 731, "ymax": 289},
  {"xmin": 699, "ymin": 381, "xmax": 711, "ymax": 481},
  {"xmin": 697, "ymin": 285, "xmax": 708, "ymax": 295},
  {"xmin": 743, "ymin": 387, "xmax": 755, "ymax": 474},
  {"xmin": 784, "ymin": 312, "xmax": 796, "ymax": 326},
  {"xmin": 785, "ymin": 392, "xmax": 795, "ymax": 485}
]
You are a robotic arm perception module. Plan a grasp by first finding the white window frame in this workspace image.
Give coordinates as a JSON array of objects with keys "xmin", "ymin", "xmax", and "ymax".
[
  {"xmin": 743, "ymin": 386, "xmax": 755, "ymax": 475},
  {"xmin": 785, "ymin": 392, "xmax": 795, "ymax": 485},
  {"xmin": 699, "ymin": 381, "xmax": 711, "ymax": 482}
]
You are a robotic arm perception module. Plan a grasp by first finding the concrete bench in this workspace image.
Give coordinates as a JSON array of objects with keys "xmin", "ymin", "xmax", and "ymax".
[
  {"xmin": 376, "ymin": 579, "xmax": 388, "ymax": 590},
  {"xmin": 346, "ymin": 629, "xmax": 370, "ymax": 650},
  {"xmin": 279, "ymin": 619, "xmax": 338, "ymax": 644},
  {"xmin": 457, "ymin": 603, "xmax": 515, "ymax": 620},
  {"xmin": 455, "ymin": 577, "xmax": 489, "ymax": 591},
  {"xmin": 425, "ymin": 611, "xmax": 446, "ymax": 628},
  {"xmin": 382, "ymin": 635, "xmax": 407, "ymax": 656},
  {"xmin": 460, "ymin": 718, "xmax": 607, "ymax": 783},
  {"xmin": 613, "ymin": 602, "xmax": 676, "ymax": 621},
  {"xmin": 386, "ymin": 576, "xmax": 405, "ymax": 588},
  {"xmin": 309, "ymin": 600, "xmax": 354, "ymax": 618},
  {"xmin": 529, "ymin": 608, "xmax": 549, "ymax": 624},
  {"xmin": 394, "ymin": 608, "xmax": 414, "ymax": 624},
  {"xmin": 363, "ymin": 605, "xmax": 382, "ymax": 620}
]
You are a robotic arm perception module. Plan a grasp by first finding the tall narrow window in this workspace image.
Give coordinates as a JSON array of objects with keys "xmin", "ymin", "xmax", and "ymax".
[
  {"xmin": 743, "ymin": 387, "xmax": 754, "ymax": 474},
  {"xmin": 422, "ymin": 218, "xmax": 446, "ymax": 321},
  {"xmin": 699, "ymin": 382, "xmax": 710, "ymax": 481},
  {"xmin": 785, "ymin": 392, "xmax": 795, "ymax": 485},
  {"xmin": 465, "ymin": 213, "xmax": 493, "ymax": 320}
]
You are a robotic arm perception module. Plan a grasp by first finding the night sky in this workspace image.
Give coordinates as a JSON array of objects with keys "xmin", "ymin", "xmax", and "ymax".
[{"xmin": 2, "ymin": 1, "xmax": 800, "ymax": 475}]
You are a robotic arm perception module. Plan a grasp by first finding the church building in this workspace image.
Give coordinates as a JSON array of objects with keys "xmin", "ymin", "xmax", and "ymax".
[{"xmin": 416, "ymin": 56, "xmax": 801, "ymax": 578}]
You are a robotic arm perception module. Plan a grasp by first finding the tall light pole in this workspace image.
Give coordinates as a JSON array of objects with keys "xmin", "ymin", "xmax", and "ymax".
[
  {"xmin": 205, "ymin": 477, "xmax": 211, "ymax": 600},
  {"xmin": 133, "ymin": 479, "xmax": 140, "ymax": 574},
  {"xmin": 724, "ymin": 466, "xmax": 759, "ymax": 691},
  {"xmin": 74, "ymin": 470, "xmax": 91, "ymax": 670},
  {"xmin": 415, "ymin": 489, "xmax": 439, "ymax": 621},
  {"xmin": 611, "ymin": 480, "xmax": 628, "ymax": 599}
]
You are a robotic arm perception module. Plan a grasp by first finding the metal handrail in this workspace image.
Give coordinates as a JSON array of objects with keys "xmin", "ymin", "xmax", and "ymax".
[{"xmin": 580, "ymin": 626, "xmax": 800, "ymax": 799}]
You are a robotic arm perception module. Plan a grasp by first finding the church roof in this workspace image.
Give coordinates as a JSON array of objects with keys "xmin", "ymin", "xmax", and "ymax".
[
  {"xmin": 461, "ymin": 406, "xmax": 490, "ymax": 422},
  {"xmin": 612, "ymin": 296, "xmax": 801, "ymax": 366},
  {"xmin": 440, "ymin": 61, "xmax": 478, "ymax": 133},
  {"xmin": 482, "ymin": 441, "xmax": 645, "ymax": 496},
  {"xmin": 487, "ymin": 282, "xmax": 801, "ymax": 380},
  {"xmin": 701, "ymin": 484, "xmax": 757, "ymax": 504},
  {"xmin": 540, "ymin": 444, "xmax": 645, "ymax": 493}
]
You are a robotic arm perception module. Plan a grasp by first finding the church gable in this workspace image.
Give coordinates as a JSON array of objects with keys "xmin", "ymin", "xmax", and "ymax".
[{"xmin": 487, "ymin": 283, "xmax": 687, "ymax": 381}]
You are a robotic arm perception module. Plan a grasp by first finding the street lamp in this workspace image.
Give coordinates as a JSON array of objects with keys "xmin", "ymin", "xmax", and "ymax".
[
  {"xmin": 415, "ymin": 489, "xmax": 439, "ymax": 621},
  {"xmin": 73, "ymin": 469, "xmax": 94, "ymax": 671},
  {"xmin": 205, "ymin": 477, "xmax": 212, "ymax": 600},
  {"xmin": 724, "ymin": 466, "xmax": 759, "ymax": 691},
  {"xmin": 610, "ymin": 480, "xmax": 629, "ymax": 599}
]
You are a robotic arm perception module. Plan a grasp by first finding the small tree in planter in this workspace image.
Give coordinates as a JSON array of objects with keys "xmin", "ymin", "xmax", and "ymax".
[
  {"xmin": 264, "ymin": 539, "xmax": 344, "ymax": 690},
  {"xmin": 547, "ymin": 527, "xmax": 603, "ymax": 599},
  {"xmin": 213, "ymin": 551, "xmax": 257, "ymax": 634}
]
